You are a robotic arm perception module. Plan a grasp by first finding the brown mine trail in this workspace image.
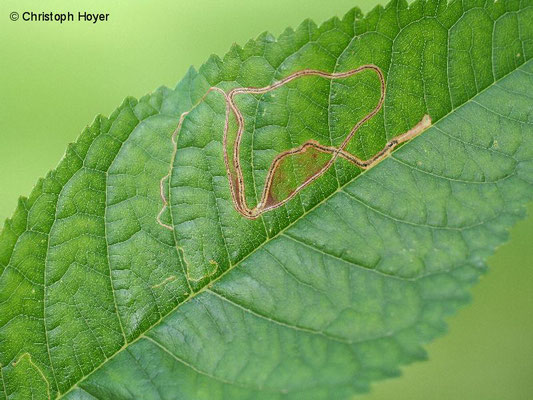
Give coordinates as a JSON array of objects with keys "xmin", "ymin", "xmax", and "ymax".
[{"xmin": 157, "ymin": 64, "xmax": 432, "ymax": 227}]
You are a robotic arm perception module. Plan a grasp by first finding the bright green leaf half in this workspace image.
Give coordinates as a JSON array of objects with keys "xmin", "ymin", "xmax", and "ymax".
[{"xmin": 1, "ymin": 0, "xmax": 533, "ymax": 399}]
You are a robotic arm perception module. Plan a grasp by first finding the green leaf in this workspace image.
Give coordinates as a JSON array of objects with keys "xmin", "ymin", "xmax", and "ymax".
[{"xmin": 1, "ymin": 0, "xmax": 533, "ymax": 399}]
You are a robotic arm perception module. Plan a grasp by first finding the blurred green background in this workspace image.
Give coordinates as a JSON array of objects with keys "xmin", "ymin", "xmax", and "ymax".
[{"xmin": 0, "ymin": 0, "xmax": 531, "ymax": 398}]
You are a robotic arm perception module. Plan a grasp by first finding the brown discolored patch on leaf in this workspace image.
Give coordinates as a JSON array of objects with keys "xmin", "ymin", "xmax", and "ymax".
[{"xmin": 265, "ymin": 144, "xmax": 333, "ymax": 208}]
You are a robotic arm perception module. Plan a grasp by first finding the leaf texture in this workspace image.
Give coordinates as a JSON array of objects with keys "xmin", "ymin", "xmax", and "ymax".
[{"xmin": 1, "ymin": 0, "xmax": 533, "ymax": 399}]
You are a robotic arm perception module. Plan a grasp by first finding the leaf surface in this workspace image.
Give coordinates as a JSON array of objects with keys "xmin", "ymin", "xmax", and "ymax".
[{"xmin": 1, "ymin": 1, "xmax": 533, "ymax": 399}]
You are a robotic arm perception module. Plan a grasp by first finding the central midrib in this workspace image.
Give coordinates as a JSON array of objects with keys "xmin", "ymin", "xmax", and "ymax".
[{"xmin": 57, "ymin": 54, "xmax": 531, "ymax": 400}]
